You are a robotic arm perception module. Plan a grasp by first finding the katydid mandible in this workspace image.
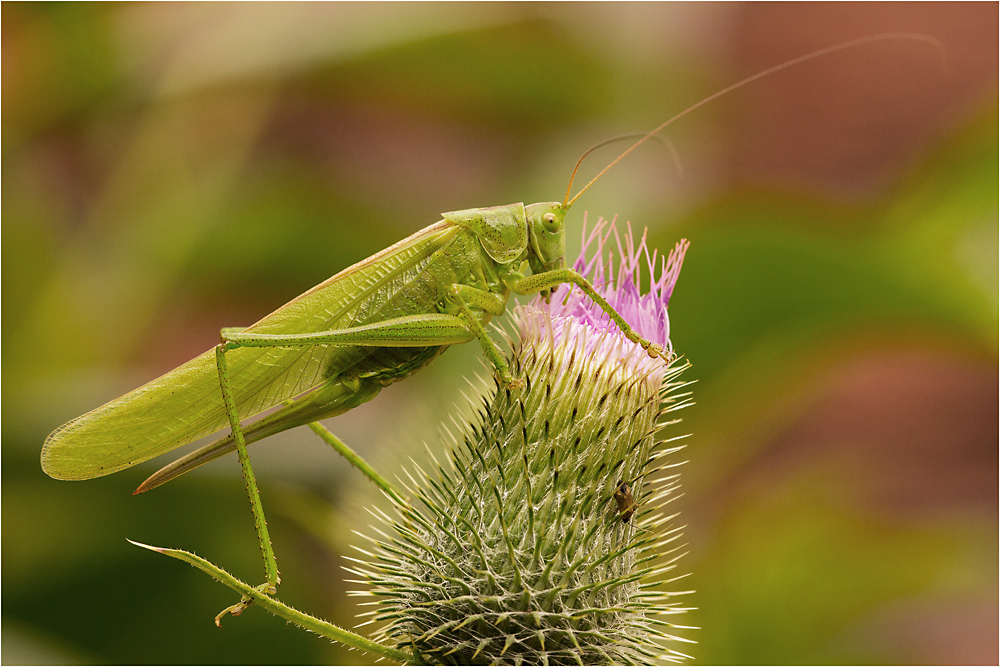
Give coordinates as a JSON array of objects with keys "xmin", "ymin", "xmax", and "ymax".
[{"xmin": 41, "ymin": 32, "xmax": 941, "ymax": 619}]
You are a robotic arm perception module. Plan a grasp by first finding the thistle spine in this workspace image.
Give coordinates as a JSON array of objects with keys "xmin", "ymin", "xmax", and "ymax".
[{"xmin": 353, "ymin": 313, "xmax": 694, "ymax": 665}]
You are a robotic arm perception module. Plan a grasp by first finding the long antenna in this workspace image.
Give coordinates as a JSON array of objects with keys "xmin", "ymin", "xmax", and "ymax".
[
  {"xmin": 562, "ymin": 32, "xmax": 945, "ymax": 209},
  {"xmin": 572, "ymin": 132, "xmax": 685, "ymax": 180}
]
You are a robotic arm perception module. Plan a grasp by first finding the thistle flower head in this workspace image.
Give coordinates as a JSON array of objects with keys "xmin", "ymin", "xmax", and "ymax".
[
  {"xmin": 354, "ymin": 217, "xmax": 694, "ymax": 665},
  {"xmin": 520, "ymin": 218, "xmax": 688, "ymax": 376}
]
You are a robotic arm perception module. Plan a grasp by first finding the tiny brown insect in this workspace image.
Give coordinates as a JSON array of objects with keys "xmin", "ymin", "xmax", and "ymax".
[{"xmin": 614, "ymin": 481, "xmax": 637, "ymax": 523}]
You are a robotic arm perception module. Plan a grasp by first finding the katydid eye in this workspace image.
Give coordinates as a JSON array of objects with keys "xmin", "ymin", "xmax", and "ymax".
[{"xmin": 541, "ymin": 213, "xmax": 559, "ymax": 233}]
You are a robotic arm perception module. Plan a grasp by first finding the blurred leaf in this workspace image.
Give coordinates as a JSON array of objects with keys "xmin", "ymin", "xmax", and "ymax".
[
  {"xmin": 174, "ymin": 164, "xmax": 400, "ymax": 304},
  {"xmin": 660, "ymin": 105, "xmax": 998, "ymax": 483},
  {"xmin": 880, "ymin": 105, "xmax": 999, "ymax": 338},
  {"xmin": 687, "ymin": 463, "xmax": 965, "ymax": 665},
  {"xmin": 308, "ymin": 21, "xmax": 612, "ymax": 131},
  {"xmin": 2, "ymin": 4, "xmax": 122, "ymax": 144}
]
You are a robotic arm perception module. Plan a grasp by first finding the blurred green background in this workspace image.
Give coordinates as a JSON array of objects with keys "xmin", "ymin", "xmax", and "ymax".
[{"xmin": 3, "ymin": 3, "xmax": 996, "ymax": 664}]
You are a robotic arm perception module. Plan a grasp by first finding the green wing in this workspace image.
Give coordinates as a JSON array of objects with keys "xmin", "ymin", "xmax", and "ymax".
[{"xmin": 42, "ymin": 221, "xmax": 460, "ymax": 480}]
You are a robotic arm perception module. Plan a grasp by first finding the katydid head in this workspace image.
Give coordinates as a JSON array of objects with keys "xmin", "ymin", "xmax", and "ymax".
[{"xmin": 524, "ymin": 201, "xmax": 567, "ymax": 276}]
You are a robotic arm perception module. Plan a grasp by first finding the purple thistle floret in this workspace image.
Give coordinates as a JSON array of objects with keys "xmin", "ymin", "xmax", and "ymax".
[{"xmin": 516, "ymin": 215, "xmax": 689, "ymax": 377}]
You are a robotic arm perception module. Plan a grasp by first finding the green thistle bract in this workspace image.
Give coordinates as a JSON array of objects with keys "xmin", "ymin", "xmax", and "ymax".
[{"xmin": 353, "ymin": 219, "xmax": 694, "ymax": 665}]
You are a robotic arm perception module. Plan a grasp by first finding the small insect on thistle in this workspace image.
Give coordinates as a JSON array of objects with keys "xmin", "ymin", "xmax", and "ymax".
[{"xmin": 614, "ymin": 480, "xmax": 638, "ymax": 523}]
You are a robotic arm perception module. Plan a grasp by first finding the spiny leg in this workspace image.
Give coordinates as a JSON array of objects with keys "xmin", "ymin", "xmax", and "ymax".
[
  {"xmin": 221, "ymin": 313, "xmax": 475, "ymax": 349},
  {"xmin": 301, "ymin": 414, "xmax": 408, "ymax": 507},
  {"xmin": 214, "ymin": 342, "xmax": 280, "ymax": 624},
  {"xmin": 445, "ymin": 284, "xmax": 519, "ymax": 388},
  {"xmin": 220, "ymin": 309, "xmax": 517, "ymax": 387},
  {"xmin": 510, "ymin": 268, "xmax": 670, "ymax": 360}
]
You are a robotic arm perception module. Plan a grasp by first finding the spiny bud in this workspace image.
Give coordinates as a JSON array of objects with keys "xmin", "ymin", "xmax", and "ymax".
[{"xmin": 351, "ymin": 218, "xmax": 694, "ymax": 665}]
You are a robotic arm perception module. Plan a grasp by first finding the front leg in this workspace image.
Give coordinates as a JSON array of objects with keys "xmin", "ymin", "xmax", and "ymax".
[
  {"xmin": 508, "ymin": 268, "xmax": 669, "ymax": 361},
  {"xmin": 445, "ymin": 284, "xmax": 521, "ymax": 388}
]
